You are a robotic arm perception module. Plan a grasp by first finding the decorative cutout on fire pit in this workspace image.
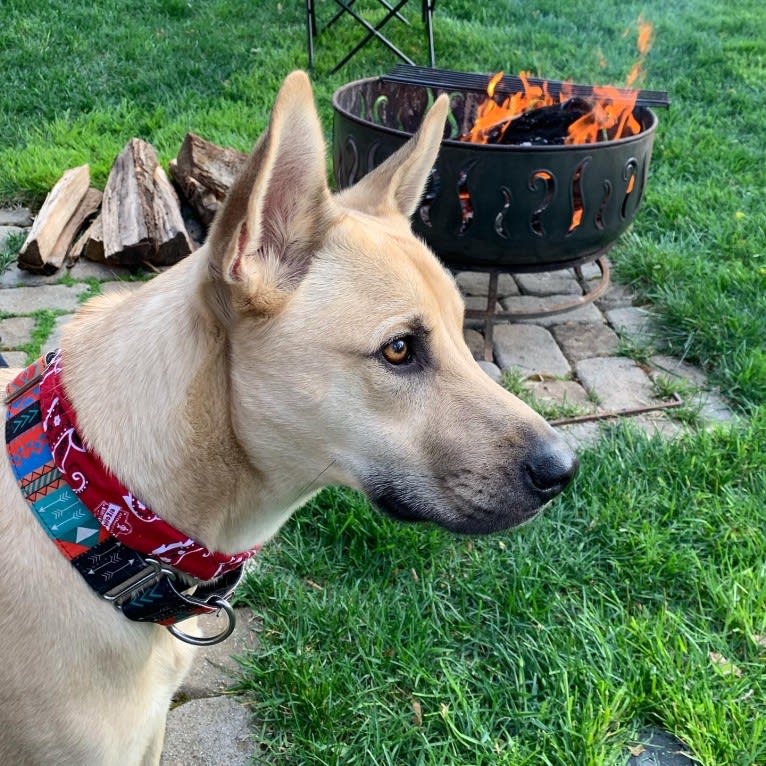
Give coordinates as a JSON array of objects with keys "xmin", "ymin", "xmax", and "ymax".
[
  {"xmin": 337, "ymin": 136, "xmax": 359, "ymax": 189},
  {"xmin": 595, "ymin": 180, "xmax": 613, "ymax": 231},
  {"xmin": 622, "ymin": 159, "xmax": 639, "ymax": 220},
  {"xmin": 529, "ymin": 170, "xmax": 555, "ymax": 237},
  {"xmin": 568, "ymin": 159, "xmax": 589, "ymax": 234},
  {"xmin": 494, "ymin": 187, "xmax": 512, "ymax": 239},
  {"xmin": 445, "ymin": 93, "xmax": 462, "ymax": 140},
  {"xmin": 419, "ymin": 167, "xmax": 441, "ymax": 228},
  {"xmin": 457, "ymin": 161, "xmax": 477, "ymax": 236},
  {"xmin": 373, "ymin": 95, "xmax": 389, "ymax": 127}
]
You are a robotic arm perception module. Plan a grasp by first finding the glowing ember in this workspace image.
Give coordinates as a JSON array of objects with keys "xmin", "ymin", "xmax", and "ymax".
[{"xmin": 461, "ymin": 20, "xmax": 653, "ymax": 147}]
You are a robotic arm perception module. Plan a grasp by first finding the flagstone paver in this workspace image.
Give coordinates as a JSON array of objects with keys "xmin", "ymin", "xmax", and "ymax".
[
  {"xmin": 463, "ymin": 328, "xmax": 485, "ymax": 360},
  {"xmin": 649, "ymin": 354, "xmax": 708, "ymax": 387},
  {"xmin": 576, "ymin": 356, "xmax": 659, "ymax": 411},
  {"xmin": 551, "ymin": 321, "xmax": 621, "ymax": 362},
  {"xmin": 0, "ymin": 282, "xmax": 90, "ymax": 313},
  {"xmin": 0, "ymin": 225, "xmax": 26, "ymax": 249},
  {"xmin": 557, "ymin": 420, "xmax": 602, "ymax": 449},
  {"xmin": 594, "ymin": 282, "xmax": 637, "ymax": 311},
  {"xmin": 159, "ymin": 609, "xmax": 263, "ymax": 764},
  {"xmin": 161, "ymin": 696, "xmax": 255, "ymax": 766},
  {"xmin": 455, "ymin": 270, "xmax": 518, "ymax": 297},
  {"xmin": 493, "ymin": 323, "xmax": 571, "ymax": 377},
  {"xmin": 0, "ymin": 316, "xmax": 35, "ymax": 347},
  {"xmin": 0, "ymin": 265, "xmax": 68, "ymax": 289},
  {"xmin": 463, "ymin": 295, "xmax": 504, "ymax": 314},
  {"xmin": 502, "ymin": 294, "xmax": 605, "ymax": 326},
  {"xmin": 515, "ymin": 270, "xmax": 582, "ymax": 296},
  {"xmin": 477, "ymin": 360, "xmax": 502, "ymax": 382},
  {"xmin": 0, "ymin": 207, "xmax": 33, "ymax": 226},
  {"xmin": 44, "ymin": 314, "xmax": 74, "ymax": 353},
  {"xmin": 176, "ymin": 609, "xmax": 260, "ymax": 700},
  {"xmin": 688, "ymin": 389, "xmax": 738, "ymax": 427},
  {"xmin": 0, "ymin": 208, "xmax": 740, "ymax": 764},
  {"xmin": 526, "ymin": 378, "xmax": 594, "ymax": 412},
  {"xmin": 1, "ymin": 259, "xmax": 136, "ymax": 289},
  {"xmin": 1, "ymin": 350, "xmax": 27, "ymax": 367},
  {"xmin": 606, "ymin": 306, "xmax": 655, "ymax": 345}
]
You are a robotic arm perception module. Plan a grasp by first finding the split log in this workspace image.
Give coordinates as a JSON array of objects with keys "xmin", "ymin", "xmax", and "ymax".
[
  {"xmin": 101, "ymin": 140, "xmax": 154, "ymax": 265},
  {"xmin": 152, "ymin": 164, "xmax": 193, "ymax": 266},
  {"xmin": 61, "ymin": 188, "xmax": 103, "ymax": 266},
  {"xmin": 71, "ymin": 214, "xmax": 105, "ymax": 263},
  {"xmin": 101, "ymin": 138, "xmax": 192, "ymax": 266},
  {"xmin": 18, "ymin": 165, "xmax": 91, "ymax": 273},
  {"xmin": 169, "ymin": 133, "xmax": 247, "ymax": 227}
]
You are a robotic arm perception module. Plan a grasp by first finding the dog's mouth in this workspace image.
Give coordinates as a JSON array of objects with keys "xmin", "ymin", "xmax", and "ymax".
[
  {"xmin": 371, "ymin": 490, "xmax": 430, "ymax": 524},
  {"xmin": 369, "ymin": 487, "xmax": 544, "ymax": 535}
]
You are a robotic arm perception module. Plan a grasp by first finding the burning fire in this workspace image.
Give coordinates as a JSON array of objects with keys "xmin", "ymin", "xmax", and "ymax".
[{"xmin": 462, "ymin": 20, "xmax": 654, "ymax": 146}]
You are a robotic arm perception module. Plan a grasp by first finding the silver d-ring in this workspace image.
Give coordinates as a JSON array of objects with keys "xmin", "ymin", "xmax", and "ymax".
[{"xmin": 167, "ymin": 597, "xmax": 237, "ymax": 646}]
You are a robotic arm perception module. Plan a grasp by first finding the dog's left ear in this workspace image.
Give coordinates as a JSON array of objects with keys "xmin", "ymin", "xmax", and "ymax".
[
  {"xmin": 336, "ymin": 94, "xmax": 450, "ymax": 219},
  {"xmin": 206, "ymin": 71, "xmax": 332, "ymax": 317}
]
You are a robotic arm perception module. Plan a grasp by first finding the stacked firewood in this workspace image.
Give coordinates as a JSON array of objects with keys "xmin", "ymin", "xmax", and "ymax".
[{"xmin": 18, "ymin": 134, "xmax": 247, "ymax": 274}]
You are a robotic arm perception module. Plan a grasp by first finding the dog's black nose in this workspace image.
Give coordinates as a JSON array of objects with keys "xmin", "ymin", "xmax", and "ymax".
[{"xmin": 525, "ymin": 441, "xmax": 579, "ymax": 497}]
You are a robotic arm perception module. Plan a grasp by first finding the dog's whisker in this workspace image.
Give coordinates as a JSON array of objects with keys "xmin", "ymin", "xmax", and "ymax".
[{"xmin": 292, "ymin": 459, "xmax": 337, "ymax": 506}]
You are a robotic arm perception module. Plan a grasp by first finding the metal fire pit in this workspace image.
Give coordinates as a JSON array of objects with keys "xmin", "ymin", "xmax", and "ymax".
[{"xmin": 333, "ymin": 76, "xmax": 656, "ymax": 271}]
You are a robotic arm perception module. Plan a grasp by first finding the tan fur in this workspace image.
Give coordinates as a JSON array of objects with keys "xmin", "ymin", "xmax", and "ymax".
[{"xmin": 0, "ymin": 72, "xmax": 575, "ymax": 764}]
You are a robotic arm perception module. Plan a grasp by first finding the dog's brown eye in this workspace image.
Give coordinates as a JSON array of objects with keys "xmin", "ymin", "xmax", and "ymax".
[{"xmin": 382, "ymin": 337, "xmax": 412, "ymax": 365}]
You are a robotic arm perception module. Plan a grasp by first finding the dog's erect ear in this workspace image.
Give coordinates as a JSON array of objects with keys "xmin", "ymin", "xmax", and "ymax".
[
  {"xmin": 206, "ymin": 71, "xmax": 331, "ymax": 317},
  {"xmin": 336, "ymin": 94, "xmax": 449, "ymax": 219}
]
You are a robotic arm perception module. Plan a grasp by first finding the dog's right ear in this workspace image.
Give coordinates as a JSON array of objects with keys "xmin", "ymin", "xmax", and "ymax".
[
  {"xmin": 335, "ymin": 94, "xmax": 449, "ymax": 219},
  {"xmin": 205, "ymin": 71, "xmax": 332, "ymax": 320}
]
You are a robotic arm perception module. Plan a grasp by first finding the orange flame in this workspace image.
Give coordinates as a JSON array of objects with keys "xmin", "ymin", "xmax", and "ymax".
[
  {"xmin": 626, "ymin": 19, "xmax": 653, "ymax": 87},
  {"xmin": 462, "ymin": 20, "xmax": 653, "ymax": 146},
  {"xmin": 462, "ymin": 70, "xmax": 559, "ymax": 144},
  {"xmin": 564, "ymin": 86, "xmax": 640, "ymax": 145}
]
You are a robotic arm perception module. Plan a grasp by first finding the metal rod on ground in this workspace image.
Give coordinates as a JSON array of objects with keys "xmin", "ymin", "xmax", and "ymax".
[{"xmin": 548, "ymin": 393, "xmax": 685, "ymax": 427}]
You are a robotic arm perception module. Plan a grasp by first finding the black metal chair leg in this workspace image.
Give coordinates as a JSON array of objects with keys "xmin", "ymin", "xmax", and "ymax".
[
  {"xmin": 306, "ymin": 0, "xmax": 316, "ymax": 68},
  {"xmin": 329, "ymin": 0, "xmax": 415, "ymax": 74},
  {"xmin": 423, "ymin": 0, "xmax": 436, "ymax": 66},
  {"xmin": 307, "ymin": 0, "xmax": 437, "ymax": 72}
]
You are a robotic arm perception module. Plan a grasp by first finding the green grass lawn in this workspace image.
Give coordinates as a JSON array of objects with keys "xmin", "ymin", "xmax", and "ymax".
[
  {"xmin": 236, "ymin": 418, "xmax": 766, "ymax": 765},
  {"xmin": 2, "ymin": 0, "xmax": 766, "ymax": 763}
]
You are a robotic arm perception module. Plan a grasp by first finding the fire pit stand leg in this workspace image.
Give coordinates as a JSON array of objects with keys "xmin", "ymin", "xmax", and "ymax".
[
  {"xmin": 468, "ymin": 256, "xmax": 612, "ymax": 364},
  {"xmin": 481, "ymin": 271, "xmax": 501, "ymax": 362}
]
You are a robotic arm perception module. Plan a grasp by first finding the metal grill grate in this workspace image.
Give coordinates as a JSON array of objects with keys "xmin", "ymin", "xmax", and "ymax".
[{"xmin": 382, "ymin": 64, "xmax": 670, "ymax": 109}]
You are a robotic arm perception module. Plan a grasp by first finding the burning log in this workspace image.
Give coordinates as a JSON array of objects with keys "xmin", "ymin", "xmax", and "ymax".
[
  {"xmin": 489, "ymin": 98, "xmax": 593, "ymax": 146},
  {"xmin": 101, "ymin": 138, "xmax": 192, "ymax": 266},
  {"xmin": 169, "ymin": 133, "xmax": 247, "ymax": 227},
  {"xmin": 18, "ymin": 166, "xmax": 102, "ymax": 273}
]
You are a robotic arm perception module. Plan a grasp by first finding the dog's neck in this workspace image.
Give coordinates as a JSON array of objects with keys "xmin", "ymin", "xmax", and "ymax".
[{"xmin": 60, "ymin": 249, "xmax": 302, "ymax": 554}]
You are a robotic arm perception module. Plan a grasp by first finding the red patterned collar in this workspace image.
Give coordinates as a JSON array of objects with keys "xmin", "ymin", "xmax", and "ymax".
[{"xmin": 39, "ymin": 350, "xmax": 260, "ymax": 582}]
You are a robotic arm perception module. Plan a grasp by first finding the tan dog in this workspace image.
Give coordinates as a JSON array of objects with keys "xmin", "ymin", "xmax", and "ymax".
[{"xmin": 0, "ymin": 71, "xmax": 576, "ymax": 764}]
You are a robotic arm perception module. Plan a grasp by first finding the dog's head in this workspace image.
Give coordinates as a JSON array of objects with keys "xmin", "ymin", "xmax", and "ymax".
[{"xmin": 203, "ymin": 71, "xmax": 577, "ymax": 538}]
